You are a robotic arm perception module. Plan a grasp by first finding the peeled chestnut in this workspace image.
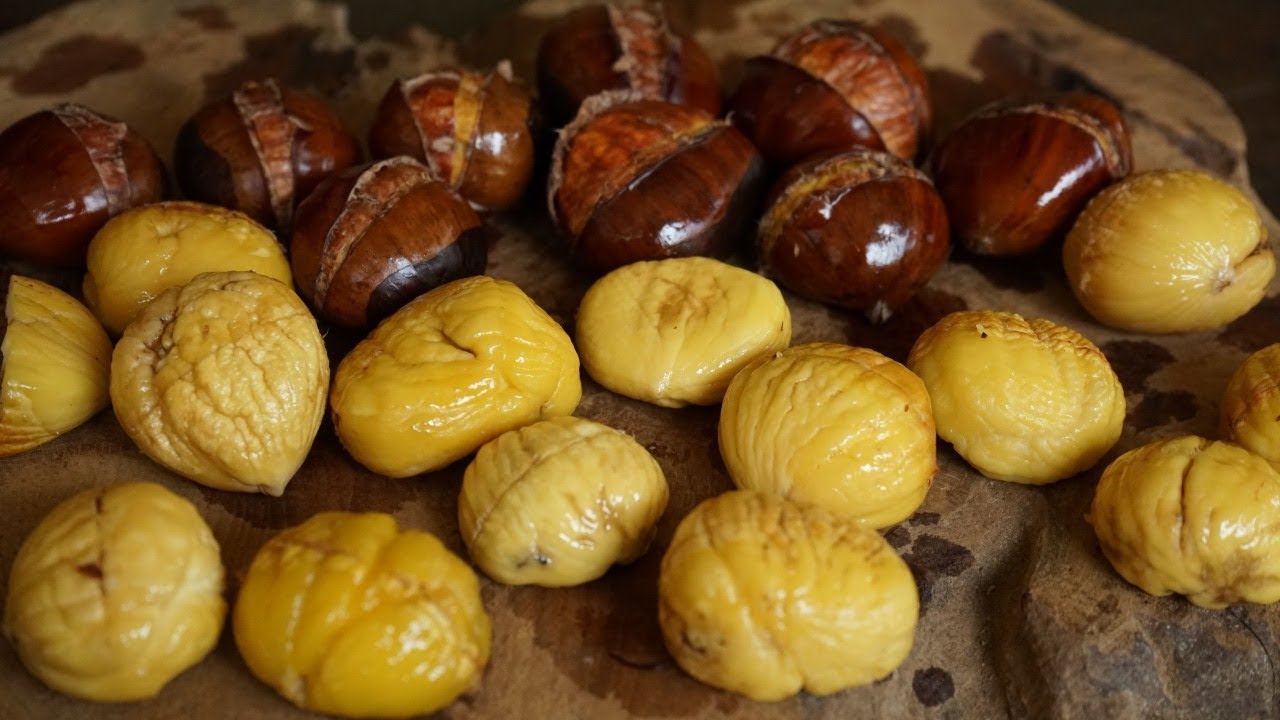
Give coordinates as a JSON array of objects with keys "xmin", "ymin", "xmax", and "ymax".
[
  {"xmin": 290, "ymin": 157, "xmax": 486, "ymax": 329},
  {"xmin": 728, "ymin": 19, "xmax": 930, "ymax": 168},
  {"xmin": 932, "ymin": 93, "xmax": 1131, "ymax": 255},
  {"xmin": 175, "ymin": 78, "xmax": 359, "ymax": 231},
  {"xmin": 0, "ymin": 104, "xmax": 165, "ymax": 267},
  {"xmin": 548, "ymin": 92, "xmax": 763, "ymax": 274},
  {"xmin": 758, "ymin": 149, "xmax": 949, "ymax": 323},
  {"xmin": 368, "ymin": 62, "xmax": 535, "ymax": 211},
  {"xmin": 536, "ymin": 3, "xmax": 720, "ymax": 128}
]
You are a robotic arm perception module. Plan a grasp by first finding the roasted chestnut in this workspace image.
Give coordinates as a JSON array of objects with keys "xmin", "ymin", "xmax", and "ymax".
[
  {"xmin": 174, "ymin": 78, "xmax": 359, "ymax": 231},
  {"xmin": 536, "ymin": 3, "xmax": 720, "ymax": 128},
  {"xmin": 728, "ymin": 19, "xmax": 930, "ymax": 168},
  {"xmin": 368, "ymin": 62, "xmax": 536, "ymax": 211},
  {"xmin": 931, "ymin": 93, "xmax": 1131, "ymax": 256},
  {"xmin": 548, "ymin": 92, "xmax": 763, "ymax": 274},
  {"xmin": 290, "ymin": 157, "xmax": 487, "ymax": 329},
  {"xmin": 758, "ymin": 149, "xmax": 949, "ymax": 323},
  {"xmin": 0, "ymin": 104, "xmax": 165, "ymax": 267}
]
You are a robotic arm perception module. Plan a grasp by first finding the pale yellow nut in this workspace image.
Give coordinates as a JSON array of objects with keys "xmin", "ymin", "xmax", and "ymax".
[
  {"xmin": 2, "ymin": 482, "xmax": 225, "ymax": 702},
  {"xmin": 575, "ymin": 257, "xmax": 791, "ymax": 407},
  {"xmin": 908, "ymin": 310, "xmax": 1124, "ymax": 484},
  {"xmin": 658, "ymin": 490, "xmax": 918, "ymax": 701},
  {"xmin": 84, "ymin": 201, "xmax": 291, "ymax": 335},
  {"xmin": 459, "ymin": 416, "xmax": 668, "ymax": 586},
  {"xmin": 234, "ymin": 512, "xmax": 491, "ymax": 718},
  {"xmin": 331, "ymin": 275, "xmax": 581, "ymax": 478},
  {"xmin": 0, "ymin": 276, "xmax": 111, "ymax": 457},
  {"xmin": 1089, "ymin": 436, "xmax": 1280, "ymax": 608},
  {"xmin": 718, "ymin": 342, "xmax": 935, "ymax": 528},
  {"xmin": 110, "ymin": 271, "xmax": 329, "ymax": 494},
  {"xmin": 1221, "ymin": 344, "xmax": 1280, "ymax": 468},
  {"xmin": 1063, "ymin": 169, "xmax": 1273, "ymax": 333}
]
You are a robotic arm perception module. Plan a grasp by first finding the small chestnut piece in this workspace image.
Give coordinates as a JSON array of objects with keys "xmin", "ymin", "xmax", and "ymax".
[
  {"xmin": 368, "ymin": 62, "xmax": 536, "ymax": 211},
  {"xmin": 536, "ymin": 2, "xmax": 720, "ymax": 128},
  {"xmin": 0, "ymin": 104, "xmax": 166, "ymax": 267},
  {"xmin": 758, "ymin": 149, "xmax": 949, "ymax": 323},
  {"xmin": 931, "ymin": 93, "xmax": 1132, "ymax": 255},
  {"xmin": 290, "ymin": 157, "xmax": 487, "ymax": 329},
  {"xmin": 548, "ymin": 91, "xmax": 764, "ymax": 274},
  {"xmin": 175, "ymin": 78, "xmax": 359, "ymax": 231},
  {"xmin": 728, "ymin": 19, "xmax": 930, "ymax": 168}
]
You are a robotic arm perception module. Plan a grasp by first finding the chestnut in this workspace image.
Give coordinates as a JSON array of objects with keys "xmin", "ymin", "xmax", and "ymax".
[
  {"xmin": 931, "ymin": 93, "xmax": 1131, "ymax": 255},
  {"xmin": 758, "ymin": 149, "xmax": 949, "ymax": 323},
  {"xmin": 548, "ymin": 91, "xmax": 764, "ymax": 274},
  {"xmin": 536, "ymin": 3, "xmax": 720, "ymax": 129},
  {"xmin": 728, "ymin": 19, "xmax": 930, "ymax": 168},
  {"xmin": 174, "ymin": 78, "xmax": 359, "ymax": 231},
  {"xmin": 0, "ymin": 104, "xmax": 165, "ymax": 267},
  {"xmin": 368, "ymin": 61, "xmax": 536, "ymax": 211},
  {"xmin": 290, "ymin": 157, "xmax": 486, "ymax": 329}
]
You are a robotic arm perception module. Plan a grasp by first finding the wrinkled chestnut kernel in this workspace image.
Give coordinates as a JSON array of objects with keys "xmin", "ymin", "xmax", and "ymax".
[
  {"xmin": 290, "ymin": 157, "xmax": 487, "ymax": 329},
  {"xmin": 536, "ymin": 3, "xmax": 720, "ymax": 128},
  {"xmin": 758, "ymin": 149, "xmax": 949, "ymax": 323},
  {"xmin": 932, "ymin": 93, "xmax": 1132, "ymax": 256},
  {"xmin": 174, "ymin": 78, "xmax": 359, "ymax": 231},
  {"xmin": 548, "ymin": 91, "xmax": 764, "ymax": 274},
  {"xmin": 0, "ymin": 104, "xmax": 166, "ymax": 267},
  {"xmin": 368, "ymin": 61, "xmax": 536, "ymax": 211}
]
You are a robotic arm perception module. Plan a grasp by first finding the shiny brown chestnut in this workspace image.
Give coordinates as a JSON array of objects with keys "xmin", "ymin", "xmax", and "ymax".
[
  {"xmin": 536, "ymin": 3, "xmax": 720, "ymax": 128},
  {"xmin": 368, "ymin": 61, "xmax": 536, "ymax": 211},
  {"xmin": 548, "ymin": 91, "xmax": 764, "ymax": 274},
  {"xmin": 174, "ymin": 78, "xmax": 359, "ymax": 231},
  {"xmin": 0, "ymin": 104, "xmax": 165, "ymax": 267},
  {"xmin": 758, "ymin": 149, "xmax": 949, "ymax": 323},
  {"xmin": 290, "ymin": 157, "xmax": 487, "ymax": 329},
  {"xmin": 931, "ymin": 93, "xmax": 1132, "ymax": 255},
  {"xmin": 728, "ymin": 19, "xmax": 930, "ymax": 168}
]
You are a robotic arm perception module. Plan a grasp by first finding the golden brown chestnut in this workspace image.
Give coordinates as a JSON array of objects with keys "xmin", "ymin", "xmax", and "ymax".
[
  {"xmin": 548, "ymin": 92, "xmax": 764, "ymax": 274},
  {"xmin": 368, "ymin": 62, "xmax": 536, "ymax": 211},
  {"xmin": 174, "ymin": 78, "xmax": 359, "ymax": 231},
  {"xmin": 290, "ymin": 157, "xmax": 486, "ymax": 329},
  {"xmin": 536, "ymin": 3, "xmax": 720, "ymax": 128},
  {"xmin": 758, "ymin": 149, "xmax": 949, "ymax": 323},
  {"xmin": 932, "ymin": 93, "xmax": 1131, "ymax": 255},
  {"xmin": 0, "ymin": 104, "xmax": 165, "ymax": 267}
]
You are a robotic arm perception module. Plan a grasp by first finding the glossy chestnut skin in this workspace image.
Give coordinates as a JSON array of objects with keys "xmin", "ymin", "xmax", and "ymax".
[
  {"xmin": 290, "ymin": 157, "xmax": 487, "ymax": 329},
  {"xmin": 368, "ymin": 62, "xmax": 536, "ymax": 211},
  {"xmin": 0, "ymin": 104, "xmax": 166, "ymax": 267},
  {"xmin": 536, "ymin": 3, "xmax": 720, "ymax": 129},
  {"xmin": 175, "ymin": 79, "xmax": 359, "ymax": 231},
  {"xmin": 931, "ymin": 93, "xmax": 1132, "ymax": 255},
  {"xmin": 758, "ymin": 149, "xmax": 949, "ymax": 323},
  {"xmin": 548, "ymin": 92, "xmax": 764, "ymax": 274}
]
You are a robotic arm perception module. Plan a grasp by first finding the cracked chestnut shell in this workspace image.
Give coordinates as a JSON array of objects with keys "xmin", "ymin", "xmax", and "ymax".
[
  {"xmin": 175, "ymin": 78, "xmax": 359, "ymax": 231},
  {"xmin": 0, "ymin": 103, "xmax": 166, "ymax": 267},
  {"xmin": 548, "ymin": 92, "xmax": 764, "ymax": 273},
  {"xmin": 932, "ymin": 93, "xmax": 1132, "ymax": 255},
  {"xmin": 290, "ymin": 157, "xmax": 487, "ymax": 330}
]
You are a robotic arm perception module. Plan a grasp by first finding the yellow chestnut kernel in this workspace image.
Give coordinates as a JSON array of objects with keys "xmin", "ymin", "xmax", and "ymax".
[
  {"xmin": 0, "ymin": 276, "xmax": 111, "ymax": 457},
  {"xmin": 718, "ymin": 342, "xmax": 935, "ymax": 528},
  {"xmin": 1063, "ymin": 169, "xmax": 1273, "ymax": 333},
  {"xmin": 3, "ymin": 482, "xmax": 225, "ymax": 702},
  {"xmin": 575, "ymin": 257, "xmax": 791, "ymax": 407},
  {"xmin": 110, "ymin": 271, "xmax": 329, "ymax": 495},
  {"xmin": 908, "ymin": 310, "xmax": 1124, "ymax": 484},
  {"xmin": 234, "ymin": 512, "xmax": 490, "ymax": 718},
  {"xmin": 331, "ymin": 275, "xmax": 581, "ymax": 478},
  {"xmin": 1221, "ymin": 344, "xmax": 1280, "ymax": 468},
  {"xmin": 1089, "ymin": 436, "xmax": 1280, "ymax": 608},
  {"xmin": 459, "ymin": 416, "xmax": 668, "ymax": 586},
  {"xmin": 83, "ymin": 201, "xmax": 292, "ymax": 335},
  {"xmin": 659, "ymin": 490, "xmax": 918, "ymax": 701}
]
